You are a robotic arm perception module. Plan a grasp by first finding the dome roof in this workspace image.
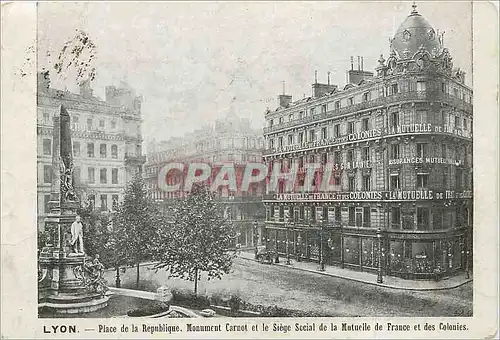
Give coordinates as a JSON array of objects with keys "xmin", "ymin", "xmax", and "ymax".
[{"xmin": 391, "ymin": 4, "xmax": 442, "ymax": 58}]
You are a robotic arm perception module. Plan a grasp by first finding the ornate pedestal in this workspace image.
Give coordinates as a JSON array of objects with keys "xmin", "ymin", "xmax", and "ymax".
[{"xmin": 38, "ymin": 105, "xmax": 109, "ymax": 315}]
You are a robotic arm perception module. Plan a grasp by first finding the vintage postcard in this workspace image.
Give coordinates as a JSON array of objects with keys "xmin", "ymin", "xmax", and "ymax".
[{"xmin": 1, "ymin": 1, "xmax": 498, "ymax": 339}]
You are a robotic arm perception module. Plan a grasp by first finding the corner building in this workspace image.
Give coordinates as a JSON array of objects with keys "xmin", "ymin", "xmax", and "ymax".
[{"xmin": 262, "ymin": 6, "xmax": 472, "ymax": 280}]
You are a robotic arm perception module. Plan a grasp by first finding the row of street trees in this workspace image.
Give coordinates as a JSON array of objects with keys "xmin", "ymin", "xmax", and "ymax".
[{"xmin": 80, "ymin": 173, "xmax": 238, "ymax": 293}]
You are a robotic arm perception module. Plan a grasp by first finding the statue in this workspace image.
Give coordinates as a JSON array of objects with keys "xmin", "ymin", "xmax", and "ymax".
[
  {"xmin": 59, "ymin": 157, "xmax": 77, "ymax": 202},
  {"xmin": 70, "ymin": 215, "xmax": 84, "ymax": 254},
  {"xmin": 74, "ymin": 255, "xmax": 108, "ymax": 296}
]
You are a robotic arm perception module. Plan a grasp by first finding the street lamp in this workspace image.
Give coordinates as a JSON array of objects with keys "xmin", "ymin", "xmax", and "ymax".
[
  {"xmin": 286, "ymin": 222, "xmax": 293, "ymax": 265},
  {"xmin": 296, "ymin": 234, "xmax": 302, "ymax": 262},
  {"xmin": 376, "ymin": 228, "xmax": 383, "ymax": 283},
  {"xmin": 253, "ymin": 222, "xmax": 259, "ymax": 259},
  {"xmin": 115, "ymin": 265, "xmax": 121, "ymax": 288},
  {"xmin": 319, "ymin": 224, "xmax": 325, "ymax": 271}
]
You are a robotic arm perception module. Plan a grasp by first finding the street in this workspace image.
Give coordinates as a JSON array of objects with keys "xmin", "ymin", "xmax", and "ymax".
[{"xmin": 104, "ymin": 257, "xmax": 472, "ymax": 317}]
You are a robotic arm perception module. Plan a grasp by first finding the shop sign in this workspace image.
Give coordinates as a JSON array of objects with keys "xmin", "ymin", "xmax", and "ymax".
[
  {"xmin": 273, "ymin": 190, "xmax": 473, "ymax": 201},
  {"xmin": 386, "ymin": 124, "xmax": 472, "ymax": 139},
  {"xmin": 388, "ymin": 157, "xmax": 464, "ymax": 166},
  {"xmin": 273, "ymin": 129, "xmax": 382, "ymax": 153}
]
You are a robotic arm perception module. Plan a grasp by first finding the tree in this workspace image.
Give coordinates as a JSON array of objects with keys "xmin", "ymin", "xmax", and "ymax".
[
  {"xmin": 153, "ymin": 183, "xmax": 238, "ymax": 295},
  {"xmin": 113, "ymin": 172, "xmax": 162, "ymax": 288}
]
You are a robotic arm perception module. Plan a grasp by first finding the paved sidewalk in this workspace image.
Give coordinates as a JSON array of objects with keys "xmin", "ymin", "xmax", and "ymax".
[{"xmin": 238, "ymin": 251, "xmax": 472, "ymax": 291}]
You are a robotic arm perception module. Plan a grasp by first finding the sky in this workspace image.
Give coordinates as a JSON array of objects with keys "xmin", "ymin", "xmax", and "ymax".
[{"xmin": 37, "ymin": 1, "xmax": 473, "ymax": 146}]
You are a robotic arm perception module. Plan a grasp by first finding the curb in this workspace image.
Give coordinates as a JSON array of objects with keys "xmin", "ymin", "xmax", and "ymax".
[{"xmin": 238, "ymin": 255, "xmax": 472, "ymax": 291}]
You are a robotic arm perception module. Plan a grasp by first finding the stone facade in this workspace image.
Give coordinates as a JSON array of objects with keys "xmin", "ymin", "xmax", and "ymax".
[
  {"xmin": 37, "ymin": 73, "xmax": 146, "ymax": 230},
  {"xmin": 262, "ymin": 6, "xmax": 473, "ymax": 280}
]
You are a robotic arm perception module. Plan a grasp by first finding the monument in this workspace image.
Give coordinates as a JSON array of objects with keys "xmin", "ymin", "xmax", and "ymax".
[{"xmin": 38, "ymin": 105, "xmax": 109, "ymax": 314}]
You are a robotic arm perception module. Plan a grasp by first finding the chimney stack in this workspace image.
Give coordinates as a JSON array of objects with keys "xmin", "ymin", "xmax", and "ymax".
[
  {"xmin": 357, "ymin": 56, "xmax": 361, "ymax": 71},
  {"xmin": 327, "ymin": 71, "xmax": 331, "ymax": 85},
  {"xmin": 350, "ymin": 56, "xmax": 354, "ymax": 70},
  {"xmin": 314, "ymin": 70, "xmax": 318, "ymax": 84},
  {"xmin": 361, "ymin": 56, "xmax": 364, "ymax": 71}
]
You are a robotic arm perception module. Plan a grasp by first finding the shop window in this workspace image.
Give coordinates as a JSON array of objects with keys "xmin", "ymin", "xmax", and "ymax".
[
  {"xmin": 310, "ymin": 206, "xmax": 316, "ymax": 222},
  {"xmin": 361, "ymin": 238, "xmax": 374, "ymax": 267},
  {"xmin": 344, "ymin": 236, "xmax": 360, "ymax": 265},
  {"xmin": 322, "ymin": 206, "xmax": 328, "ymax": 221},
  {"xmin": 390, "ymin": 241, "xmax": 403, "ymax": 272}
]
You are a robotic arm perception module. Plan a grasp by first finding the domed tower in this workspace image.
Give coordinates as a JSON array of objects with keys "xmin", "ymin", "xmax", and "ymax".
[{"xmin": 390, "ymin": 3, "xmax": 442, "ymax": 59}]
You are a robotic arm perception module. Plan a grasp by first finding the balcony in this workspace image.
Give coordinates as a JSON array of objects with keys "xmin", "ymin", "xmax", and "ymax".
[
  {"xmin": 217, "ymin": 196, "xmax": 264, "ymax": 203},
  {"xmin": 263, "ymin": 91, "xmax": 472, "ymax": 135}
]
